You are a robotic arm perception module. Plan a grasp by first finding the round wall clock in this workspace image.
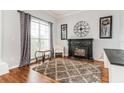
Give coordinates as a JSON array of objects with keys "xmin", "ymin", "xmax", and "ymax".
[{"xmin": 74, "ymin": 21, "xmax": 90, "ymax": 37}]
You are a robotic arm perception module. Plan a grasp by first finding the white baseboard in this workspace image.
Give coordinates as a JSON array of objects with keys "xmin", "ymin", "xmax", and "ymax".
[
  {"xmin": 10, "ymin": 65, "xmax": 19, "ymax": 70},
  {"xmin": 95, "ymin": 59, "xmax": 104, "ymax": 62}
]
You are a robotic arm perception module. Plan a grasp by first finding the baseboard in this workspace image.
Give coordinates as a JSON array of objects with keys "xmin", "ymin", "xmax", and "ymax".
[
  {"xmin": 10, "ymin": 65, "xmax": 19, "ymax": 70},
  {"xmin": 0, "ymin": 71, "xmax": 9, "ymax": 76},
  {"xmin": 95, "ymin": 59, "xmax": 104, "ymax": 62}
]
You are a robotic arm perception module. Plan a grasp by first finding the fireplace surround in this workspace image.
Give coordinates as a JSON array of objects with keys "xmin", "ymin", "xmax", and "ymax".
[{"xmin": 68, "ymin": 39, "xmax": 93, "ymax": 60}]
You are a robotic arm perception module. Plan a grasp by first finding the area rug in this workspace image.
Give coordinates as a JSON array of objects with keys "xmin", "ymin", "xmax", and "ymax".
[{"xmin": 33, "ymin": 59, "xmax": 102, "ymax": 83}]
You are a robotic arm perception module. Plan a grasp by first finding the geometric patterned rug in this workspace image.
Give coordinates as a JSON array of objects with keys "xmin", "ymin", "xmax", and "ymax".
[{"xmin": 33, "ymin": 59, "xmax": 102, "ymax": 83}]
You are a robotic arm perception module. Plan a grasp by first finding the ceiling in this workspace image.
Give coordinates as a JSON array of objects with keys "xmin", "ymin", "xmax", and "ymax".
[{"xmin": 45, "ymin": 10, "xmax": 84, "ymax": 19}]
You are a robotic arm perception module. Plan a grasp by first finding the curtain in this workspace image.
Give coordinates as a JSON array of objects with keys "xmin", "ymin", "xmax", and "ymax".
[
  {"xmin": 19, "ymin": 11, "xmax": 31, "ymax": 67},
  {"xmin": 49, "ymin": 23, "xmax": 54, "ymax": 57}
]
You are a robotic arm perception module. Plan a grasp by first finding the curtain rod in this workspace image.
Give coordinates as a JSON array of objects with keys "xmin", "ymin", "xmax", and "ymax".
[{"xmin": 17, "ymin": 10, "xmax": 53, "ymax": 24}]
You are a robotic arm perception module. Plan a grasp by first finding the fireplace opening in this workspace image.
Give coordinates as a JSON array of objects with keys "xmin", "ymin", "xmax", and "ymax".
[{"xmin": 74, "ymin": 48, "xmax": 86, "ymax": 57}]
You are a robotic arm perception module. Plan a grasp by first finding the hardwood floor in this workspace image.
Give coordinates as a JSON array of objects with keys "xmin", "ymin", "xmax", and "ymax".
[{"xmin": 0, "ymin": 58, "xmax": 108, "ymax": 83}]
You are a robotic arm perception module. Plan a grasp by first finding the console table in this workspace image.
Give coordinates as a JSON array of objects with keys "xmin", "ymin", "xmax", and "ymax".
[{"xmin": 35, "ymin": 49, "xmax": 52, "ymax": 63}]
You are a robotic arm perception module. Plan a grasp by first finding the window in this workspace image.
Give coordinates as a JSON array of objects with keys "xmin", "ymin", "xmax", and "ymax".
[{"xmin": 31, "ymin": 17, "xmax": 50, "ymax": 59}]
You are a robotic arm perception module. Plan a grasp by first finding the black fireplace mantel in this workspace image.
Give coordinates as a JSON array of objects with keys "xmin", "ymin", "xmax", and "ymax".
[{"xmin": 68, "ymin": 38, "xmax": 93, "ymax": 59}]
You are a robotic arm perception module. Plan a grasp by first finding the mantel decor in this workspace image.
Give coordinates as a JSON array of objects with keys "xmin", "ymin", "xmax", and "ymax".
[
  {"xmin": 61, "ymin": 24, "xmax": 67, "ymax": 40},
  {"xmin": 73, "ymin": 21, "xmax": 90, "ymax": 37},
  {"xmin": 100, "ymin": 16, "xmax": 112, "ymax": 39}
]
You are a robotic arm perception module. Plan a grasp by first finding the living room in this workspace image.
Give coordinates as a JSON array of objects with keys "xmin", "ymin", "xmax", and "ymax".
[{"xmin": 0, "ymin": 10, "xmax": 124, "ymax": 83}]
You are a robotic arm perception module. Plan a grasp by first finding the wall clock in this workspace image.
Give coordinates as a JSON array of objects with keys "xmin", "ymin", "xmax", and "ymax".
[{"xmin": 74, "ymin": 21, "xmax": 90, "ymax": 37}]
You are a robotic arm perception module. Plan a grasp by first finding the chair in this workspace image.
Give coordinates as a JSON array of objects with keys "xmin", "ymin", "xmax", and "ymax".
[{"xmin": 54, "ymin": 45, "xmax": 64, "ymax": 58}]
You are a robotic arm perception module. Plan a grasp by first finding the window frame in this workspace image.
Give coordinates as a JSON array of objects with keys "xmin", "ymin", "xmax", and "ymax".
[{"xmin": 31, "ymin": 17, "xmax": 50, "ymax": 59}]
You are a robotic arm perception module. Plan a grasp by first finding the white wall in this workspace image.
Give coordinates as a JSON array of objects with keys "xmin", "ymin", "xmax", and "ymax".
[
  {"xmin": 2, "ymin": 11, "xmax": 20, "ymax": 68},
  {"xmin": 119, "ymin": 11, "xmax": 124, "ymax": 50},
  {"xmin": 57, "ymin": 10, "xmax": 121, "ymax": 60},
  {"xmin": 0, "ymin": 10, "xmax": 2, "ymax": 59},
  {"xmin": 1, "ymin": 10, "xmax": 57, "ymax": 69}
]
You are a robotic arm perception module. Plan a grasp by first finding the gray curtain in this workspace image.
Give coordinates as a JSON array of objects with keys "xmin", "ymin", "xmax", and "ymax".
[
  {"xmin": 19, "ymin": 11, "xmax": 31, "ymax": 67},
  {"xmin": 50, "ymin": 23, "xmax": 54, "ymax": 57}
]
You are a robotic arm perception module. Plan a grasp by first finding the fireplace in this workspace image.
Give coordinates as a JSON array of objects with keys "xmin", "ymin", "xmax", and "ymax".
[{"xmin": 68, "ymin": 39, "xmax": 93, "ymax": 59}]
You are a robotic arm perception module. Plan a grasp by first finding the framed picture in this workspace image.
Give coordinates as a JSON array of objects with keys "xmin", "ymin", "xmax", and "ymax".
[
  {"xmin": 99, "ymin": 16, "xmax": 112, "ymax": 39},
  {"xmin": 61, "ymin": 24, "xmax": 67, "ymax": 40}
]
